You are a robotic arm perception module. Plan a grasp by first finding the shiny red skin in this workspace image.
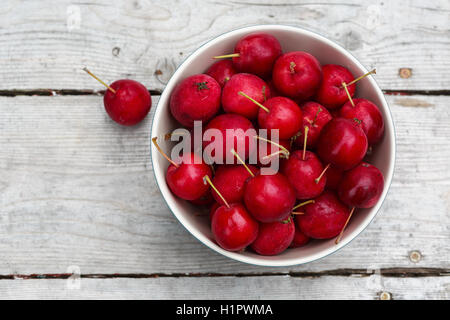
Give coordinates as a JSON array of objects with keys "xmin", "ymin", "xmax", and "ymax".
[
  {"xmin": 170, "ymin": 74, "xmax": 221, "ymax": 128},
  {"xmin": 211, "ymin": 165, "xmax": 259, "ymax": 206},
  {"xmin": 325, "ymin": 165, "xmax": 343, "ymax": 191},
  {"xmin": 206, "ymin": 60, "xmax": 237, "ymax": 88},
  {"xmin": 209, "ymin": 202, "xmax": 220, "ymax": 220},
  {"xmin": 166, "ymin": 153, "xmax": 212, "ymax": 201},
  {"xmin": 203, "ymin": 114, "xmax": 257, "ymax": 163},
  {"xmin": 272, "ymin": 51, "xmax": 322, "ymax": 101},
  {"xmin": 255, "ymin": 138, "xmax": 291, "ymax": 167},
  {"xmin": 244, "ymin": 172, "xmax": 296, "ymax": 223},
  {"xmin": 232, "ymin": 33, "xmax": 282, "ymax": 79},
  {"xmin": 222, "ymin": 73, "xmax": 270, "ymax": 120},
  {"xmin": 281, "ymin": 150, "xmax": 326, "ymax": 200},
  {"xmin": 338, "ymin": 162, "xmax": 384, "ymax": 208},
  {"xmin": 293, "ymin": 101, "xmax": 332, "ymax": 150},
  {"xmin": 340, "ymin": 98, "xmax": 385, "ymax": 145},
  {"xmin": 290, "ymin": 226, "xmax": 310, "ymax": 248},
  {"xmin": 251, "ymin": 217, "xmax": 295, "ymax": 255},
  {"xmin": 315, "ymin": 64, "xmax": 355, "ymax": 110},
  {"xmin": 317, "ymin": 118, "xmax": 368, "ymax": 171},
  {"xmin": 258, "ymin": 97, "xmax": 303, "ymax": 139},
  {"xmin": 296, "ymin": 191, "xmax": 350, "ymax": 239},
  {"xmin": 212, "ymin": 203, "xmax": 259, "ymax": 251},
  {"xmin": 104, "ymin": 79, "xmax": 152, "ymax": 126}
]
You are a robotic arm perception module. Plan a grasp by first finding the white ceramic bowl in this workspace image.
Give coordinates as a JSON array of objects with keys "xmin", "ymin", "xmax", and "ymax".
[{"xmin": 151, "ymin": 25, "xmax": 395, "ymax": 267}]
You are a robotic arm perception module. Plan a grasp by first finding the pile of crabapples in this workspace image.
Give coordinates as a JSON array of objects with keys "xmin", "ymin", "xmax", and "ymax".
[{"xmin": 152, "ymin": 32, "xmax": 386, "ymax": 256}]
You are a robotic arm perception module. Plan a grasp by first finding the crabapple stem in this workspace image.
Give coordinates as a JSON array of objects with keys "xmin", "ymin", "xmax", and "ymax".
[
  {"xmin": 262, "ymin": 150, "xmax": 287, "ymax": 160},
  {"xmin": 164, "ymin": 131, "xmax": 189, "ymax": 140},
  {"xmin": 164, "ymin": 133, "xmax": 172, "ymax": 140},
  {"xmin": 203, "ymin": 175, "xmax": 230, "ymax": 208},
  {"xmin": 342, "ymin": 82, "xmax": 355, "ymax": 107},
  {"xmin": 292, "ymin": 199, "xmax": 315, "ymax": 211},
  {"xmin": 290, "ymin": 131, "xmax": 301, "ymax": 147},
  {"xmin": 230, "ymin": 148, "xmax": 255, "ymax": 178},
  {"xmin": 345, "ymin": 69, "xmax": 376, "ymax": 87},
  {"xmin": 254, "ymin": 136, "xmax": 290, "ymax": 158},
  {"xmin": 213, "ymin": 53, "xmax": 240, "ymax": 59},
  {"xmin": 335, "ymin": 207, "xmax": 356, "ymax": 244},
  {"xmin": 151, "ymin": 137, "xmax": 179, "ymax": 168},
  {"xmin": 291, "ymin": 211, "xmax": 305, "ymax": 215},
  {"xmin": 238, "ymin": 91, "xmax": 269, "ymax": 112},
  {"xmin": 282, "ymin": 216, "xmax": 292, "ymax": 224},
  {"xmin": 315, "ymin": 163, "xmax": 331, "ymax": 184},
  {"xmin": 262, "ymin": 85, "xmax": 267, "ymax": 101},
  {"xmin": 82, "ymin": 67, "xmax": 116, "ymax": 94},
  {"xmin": 290, "ymin": 61, "xmax": 296, "ymax": 73},
  {"xmin": 312, "ymin": 106, "xmax": 322, "ymax": 125},
  {"xmin": 302, "ymin": 126, "xmax": 309, "ymax": 160}
]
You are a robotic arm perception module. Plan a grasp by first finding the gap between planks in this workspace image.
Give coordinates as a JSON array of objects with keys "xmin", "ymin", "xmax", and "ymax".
[
  {"xmin": 1, "ymin": 268, "xmax": 449, "ymax": 280},
  {"xmin": 0, "ymin": 89, "xmax": 163, "ymax": 97}
]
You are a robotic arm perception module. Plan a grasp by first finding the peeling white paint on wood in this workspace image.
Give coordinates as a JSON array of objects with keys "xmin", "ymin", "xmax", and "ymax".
[
  {"xmin": 0, "ymin": 276, "xmax": 448, "ymax": 300},
  {"xmin": 0, "ymin": 95, "xmax": 448, "ymax": 279},
  {"xmin": 0, "ymin": 0, "xmax": 449, "ymax": 300},
  {"xmin": 0, "ymin": 0, "xmax": 449, "ymax": 91}
]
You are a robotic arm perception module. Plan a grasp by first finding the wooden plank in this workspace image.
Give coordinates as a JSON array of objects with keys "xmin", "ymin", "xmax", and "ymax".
[
  {"xmin": 0, "ymin": 275, "xmax": 448, "ymax": 299},
  {"xmin": 0, "ymin": 94, "xmax": 449, "ymax": 275},
  {"xmin": 0, "ymin": 0, "xmax": 449, "ymax": 91}
]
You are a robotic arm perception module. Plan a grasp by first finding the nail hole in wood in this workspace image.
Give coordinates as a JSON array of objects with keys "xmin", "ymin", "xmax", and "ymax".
[
  {"xmin": 399, "ymin": 68, "xmax": 412, "ymax": 79},
  {"xmin": 409, "ymin": 250, "xmax": 422, "ymax": 263},
  {"xmin": 112, "ymin": 47, "xmax": 121, "ymax": 57},
  {"xmin": 379, "ymin": 291, "xmax": 392, "ymax": 300}
]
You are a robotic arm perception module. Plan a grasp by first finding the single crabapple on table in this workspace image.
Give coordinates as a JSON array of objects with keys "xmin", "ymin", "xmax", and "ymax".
[{"xmin": 83, "ymin": 68, "xmax": 152, "ymax": 126}]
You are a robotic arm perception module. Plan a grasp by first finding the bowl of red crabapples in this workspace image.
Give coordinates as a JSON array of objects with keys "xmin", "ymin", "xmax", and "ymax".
[{"xmin": 151, "ymin": 25, "xmax": 395, "ymax": 266}]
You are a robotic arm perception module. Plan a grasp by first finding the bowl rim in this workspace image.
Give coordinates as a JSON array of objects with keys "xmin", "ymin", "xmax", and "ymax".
[{"xmin": 150, "ymin": 24, "xmax": 396, "ymax": 267}]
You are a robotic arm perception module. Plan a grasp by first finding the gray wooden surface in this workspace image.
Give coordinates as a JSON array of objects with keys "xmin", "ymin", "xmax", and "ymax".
[{"xmin": 0, "ymin": 0, "xmax": 449, "ymax": 300}]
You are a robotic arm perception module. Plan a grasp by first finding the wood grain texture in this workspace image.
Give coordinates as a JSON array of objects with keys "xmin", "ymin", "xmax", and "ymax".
[
  {"xmin": 0, "ymin": 275, "xmax": 448, "ymax": 299},
  {"xmin": 0, "ymin": 0, "xmax": 449, "ymax": 91},
  {"xmin": 0, "ymin": 94, "xmax": 449, "ymax": 276}
]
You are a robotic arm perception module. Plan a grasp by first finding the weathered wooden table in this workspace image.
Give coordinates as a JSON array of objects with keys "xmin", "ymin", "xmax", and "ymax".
[{"xmin": 0, "ymin": 0, "xmax": 449, "ymax": 300}]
